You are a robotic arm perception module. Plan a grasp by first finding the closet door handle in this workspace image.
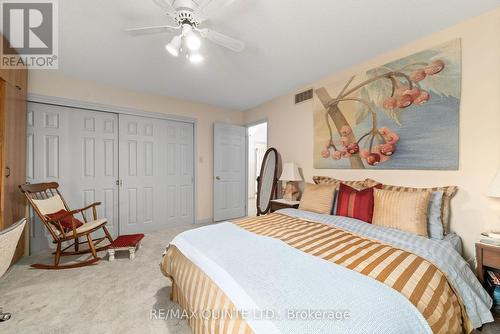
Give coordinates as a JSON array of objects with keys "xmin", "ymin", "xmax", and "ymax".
[{"xmin": 5, "ymin": 167, "xmax": 10, "ymax": 178}]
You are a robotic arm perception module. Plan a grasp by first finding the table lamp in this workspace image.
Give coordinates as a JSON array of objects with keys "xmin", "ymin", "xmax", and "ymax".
[
  {"xmin": 488, "ymin": 168, "xmax": 500, "ymax": 198},
  {"xmin": 487, "ymin": 168, "xmax": 500, "ymax": 238},
  {"xmin": 279, "ymin": 163, "xmax": 303, "ymax": 201}
]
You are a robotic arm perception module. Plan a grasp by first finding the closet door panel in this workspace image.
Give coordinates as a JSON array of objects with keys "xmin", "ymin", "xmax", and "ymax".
[
  {"xmin": 67, "ymin": 110, "xmax": 119, "ymax": 237},
  {"xmin": 119, "ymin": 115, "xmax": 194, "ymax": 234},
  {"xmin": 28, "ymin": 103, "xmax": 119, "ymax": 252},
  {"xmin": 27, "ymin": 103, "xmax": 68, "ymax": 252},
  {"xmin": 165, "ymin": 121, "xmax": 194, "ymax": 226},
  {"xmin": 119, "ymin": 114, "xmax": 164, "ymax": 234}
]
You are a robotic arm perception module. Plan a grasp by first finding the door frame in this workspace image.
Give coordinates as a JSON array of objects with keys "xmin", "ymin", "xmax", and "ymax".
[
  {"xmin": 27, "ymin": 94, "xmax": 198, "ymax": 231},
  {"xmin": 245, "ymin": 119, "xmax": 268, "ymax": 216}
]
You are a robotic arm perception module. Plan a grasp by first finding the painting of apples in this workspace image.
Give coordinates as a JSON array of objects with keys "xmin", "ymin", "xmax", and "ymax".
[{"xmin": 313, "ymin": 39, "xmax": 461, "ymax": 170}]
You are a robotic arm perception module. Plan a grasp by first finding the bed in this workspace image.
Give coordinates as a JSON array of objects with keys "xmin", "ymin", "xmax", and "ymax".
[{"xmin": 160, "ymin": 208, "xmax": 493, "ymax": 334}]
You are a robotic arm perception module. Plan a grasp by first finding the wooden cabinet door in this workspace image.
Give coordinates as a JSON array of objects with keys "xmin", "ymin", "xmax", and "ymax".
[{"xmin": 1, "ymin": 78, "xmax": 27, "ymax": 263}]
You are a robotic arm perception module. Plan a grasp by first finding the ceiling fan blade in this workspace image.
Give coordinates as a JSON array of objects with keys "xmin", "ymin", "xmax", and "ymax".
[
  {"xmin": 151, "ymin": 0, "xmax": 178, "ymax": 19},
  {"xmin": 193, "ymin": 0, "xmax": 237, "ymax": 22},
  {"xmin": 199, "ymin": 28, "xmax": 245, "ymax": 52},
  {"xmin": 125, "ymin": 24, "xmax": 180, "ymax": 35}
]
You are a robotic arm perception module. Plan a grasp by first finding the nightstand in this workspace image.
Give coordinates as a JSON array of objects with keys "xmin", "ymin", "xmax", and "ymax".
[
  {"xmin": 270, "ymin": 199, "xmax": 300, "ymax": 213},
  {"xmin": 476, "ymin": 242, "xmax": 500, "ymax": 285}
]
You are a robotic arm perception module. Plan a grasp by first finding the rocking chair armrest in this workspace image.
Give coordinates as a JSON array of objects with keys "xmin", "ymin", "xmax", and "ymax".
[{"xmin": 77, "ymin": 202, "xmax": 102, "ymax": 212}]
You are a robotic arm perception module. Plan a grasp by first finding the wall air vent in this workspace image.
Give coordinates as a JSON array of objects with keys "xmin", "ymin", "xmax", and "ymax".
[{"xmin": 294, "ymin": 89, "xmax": 314, "ymax": 104}]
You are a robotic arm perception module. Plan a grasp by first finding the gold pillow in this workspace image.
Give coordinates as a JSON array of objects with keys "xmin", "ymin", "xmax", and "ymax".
[
  {"xmin": 372, "ymin": 188, "xmax": 430, "ymax": 237},
  {"xmin": 365, "ymin": 178, "xmax": 457, "ymax": 233},
  {"xmin": 313, "ymin": 176, "xmax": 366, "ymax": 190},
  {"xmin": 299, "ymin": 183, "xmax": 336, "ymax": 214}
]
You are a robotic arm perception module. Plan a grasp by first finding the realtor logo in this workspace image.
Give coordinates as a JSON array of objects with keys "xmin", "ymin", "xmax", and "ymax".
[{"xmin": 1, "ymin": 0, "xmax": 58, "ymax": 69}]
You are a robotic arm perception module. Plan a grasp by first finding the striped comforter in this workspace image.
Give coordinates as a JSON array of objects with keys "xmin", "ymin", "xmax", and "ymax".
[
  {"xmin": 161, "ymin": 211, "xmax": 491, "ymax": 334},
  {"xmin": 234, "ymin": 213, "xmax": 466, "ymax": 333}
]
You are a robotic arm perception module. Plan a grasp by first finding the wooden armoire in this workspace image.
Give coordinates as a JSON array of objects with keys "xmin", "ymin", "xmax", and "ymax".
[{"xmin": 0, "ymin": 33, "xmax": 28, "ymax": 264}]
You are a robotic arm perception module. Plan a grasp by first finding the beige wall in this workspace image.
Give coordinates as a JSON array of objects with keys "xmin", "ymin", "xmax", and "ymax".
[
  {"xmin": 244, "ymin": 8, "xmax": 500, "ymax": 260},
  {"xmin": 28, "ymin": 71, "xmax": 244, "ymax": 222}
]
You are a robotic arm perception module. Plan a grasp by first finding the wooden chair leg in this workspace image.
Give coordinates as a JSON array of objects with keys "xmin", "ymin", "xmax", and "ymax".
[
  {"xmin": 74, "ymin": 237, "xmax": 79, "ymax": 252},
  {"xmin": 54, "ymin": 242, "xmax": 61, "ymax": 266},
  {"xmin": 86, "ymin": 234, "xmax": 98, "ymax": 259},
  {"xmin": 102, "ymin": 226, "xmax": 113, "ymax": 244}
]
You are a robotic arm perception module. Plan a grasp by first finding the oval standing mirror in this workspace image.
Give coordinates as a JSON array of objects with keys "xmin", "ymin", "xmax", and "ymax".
[{"xmin": 256, "ymin": 148, "xmax": 278, "ymax": 216}]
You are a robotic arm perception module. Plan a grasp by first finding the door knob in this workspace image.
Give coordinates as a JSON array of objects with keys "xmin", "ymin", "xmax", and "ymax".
[{"xmin": 215, "ymin": 176, "xmax": 221, "ymax": 180}]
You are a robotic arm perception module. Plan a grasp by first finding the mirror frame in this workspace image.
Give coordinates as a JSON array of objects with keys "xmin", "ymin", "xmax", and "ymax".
[{"xmin": 256, "ymin": 147, "xmax": 279, "ymax": 216}]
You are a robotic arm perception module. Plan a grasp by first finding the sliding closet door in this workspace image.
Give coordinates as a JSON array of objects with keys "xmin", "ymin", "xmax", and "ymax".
[
  {"xmin": 27, "ymin": 103, "xmax": 119, "ymax": 252},
  {"xmin": 119, "ymin": 115, "xmax": 194, "ymax": 234}
]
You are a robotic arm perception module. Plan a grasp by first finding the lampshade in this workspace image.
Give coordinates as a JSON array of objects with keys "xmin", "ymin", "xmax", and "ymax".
[
  {"xmin": 165, "ymin": 35, "xmax": 181, "ymax": 57},
  {"xmin": 279, "ymin": 163, "xmax": 302, "ymax": 182},
  {"xmin": 488, "ymin": 169, "xmax": 500, "ymax": 198}
]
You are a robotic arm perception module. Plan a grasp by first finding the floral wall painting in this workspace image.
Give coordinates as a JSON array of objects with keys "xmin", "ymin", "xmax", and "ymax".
[{"xmin": 313, "ymin": 39, "xmax": 461, "ymax": 170}]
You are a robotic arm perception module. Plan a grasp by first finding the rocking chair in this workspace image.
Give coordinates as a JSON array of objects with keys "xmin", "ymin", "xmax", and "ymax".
[{"xmin": 19, "ymin": 182, "xmax": 114, "ymax": 269}]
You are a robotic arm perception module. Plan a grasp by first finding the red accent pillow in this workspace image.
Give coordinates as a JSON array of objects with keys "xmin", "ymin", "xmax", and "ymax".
[
  {"xmin": 46, "ymin": 209, "xmax": 83, "ymax": 232},
  {"xmin": 336, "ymin": 183, "xmax": 382, "ymax": 223}
]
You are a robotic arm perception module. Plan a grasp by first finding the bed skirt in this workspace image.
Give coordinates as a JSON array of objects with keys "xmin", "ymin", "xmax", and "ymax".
[{"xmin": 161, "ymin": 245, "xmax": 254, "ymax": 334}]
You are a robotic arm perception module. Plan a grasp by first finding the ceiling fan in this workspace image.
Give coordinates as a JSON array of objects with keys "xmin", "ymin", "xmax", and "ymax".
[{"xmin": 126, "ymin": 0, "xmax": 245, "ymax": 64}]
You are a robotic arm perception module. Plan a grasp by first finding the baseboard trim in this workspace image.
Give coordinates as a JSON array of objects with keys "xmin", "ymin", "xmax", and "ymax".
[{"xmin": 196, "ymin": 218, "xmax": 213, "ymax": 225}]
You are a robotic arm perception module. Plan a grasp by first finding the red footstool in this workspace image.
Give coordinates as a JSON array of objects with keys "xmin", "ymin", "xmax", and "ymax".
[{"xmin": 107, "ymin": 234, "xmax": 144, "ymax": 261}]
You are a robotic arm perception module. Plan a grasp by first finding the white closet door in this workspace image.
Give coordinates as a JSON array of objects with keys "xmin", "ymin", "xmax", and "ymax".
[
  {"xmin": 165, "ymin": 120, "xmax": 194, "ymax": 226},
  {"xmin": 119, "ymin": 114, "xmax": 194, "ymax": 234},
  {"xmin": 66, "ymin": 109, "xmax": 119, "ymax": 237},
  {"xmin": 213, "ymin": 123, "xmax": 246, "ymax": 222},
  {"xmin": 27, "ymin": 103, "xmax": 119, "ymax": 252}
]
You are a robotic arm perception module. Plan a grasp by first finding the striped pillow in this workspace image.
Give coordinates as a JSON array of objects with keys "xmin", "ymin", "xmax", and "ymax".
[
  {"xmin": 299, "ymin": 183, "xmax": 336, "ymax": 214},
  {"xmin": 365, "ymin": 178, "xmax": 457, "ymax": 233},
  {"xmin": 313, "ymin": 176, "xmax": 366, "ymax": 190},
  {"xmin": 313, "ymin": 177, "xmax": 369, "ymax": 214},
  {"xmin": 372, "ymin": 188, "xmax": 431, "ymax": 237},
  {"xmin": 336, "ymin": 183, "xmax": 382, "ymax": 223}
]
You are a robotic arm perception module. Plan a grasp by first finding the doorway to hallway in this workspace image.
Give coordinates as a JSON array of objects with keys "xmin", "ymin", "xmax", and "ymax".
[{"xmin": 247, "ymin": 122, "xmax": 267, "ymax": 216}]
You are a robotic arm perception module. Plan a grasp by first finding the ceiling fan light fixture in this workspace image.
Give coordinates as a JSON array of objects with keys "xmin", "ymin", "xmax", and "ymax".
[
  {"xmin": 185, "ymin": 31, "xmax": 201, "ymax": 51},
  {"xmin": 188, "ymin": 52, "xmax": 204, "ymax": 64},
  {"xmin": 165, "ymin": 35, "xmax": 181, "ymax": 57}
]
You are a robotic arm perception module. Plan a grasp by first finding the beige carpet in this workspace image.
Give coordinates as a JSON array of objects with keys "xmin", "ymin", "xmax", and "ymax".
[{"xmin": 0, "ymin": 224, "xmax": 198, "ymax": 334}]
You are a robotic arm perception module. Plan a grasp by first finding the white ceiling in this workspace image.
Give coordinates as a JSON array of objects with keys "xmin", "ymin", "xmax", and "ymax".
[{"xmin": 58, "ymin": 0, "xmax": 500, "ymax": 111}]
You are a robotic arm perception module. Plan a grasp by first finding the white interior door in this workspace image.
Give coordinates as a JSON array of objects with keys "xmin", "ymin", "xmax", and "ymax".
[
  {"xmin": 27, "ymin": 103, "xmax": 119, "ymax": 252},
  {"xmin": 213, "ymin": 123, "xmax": 246, "ymax": 222},
  {"xmin": 119, "ymin": 114, "xmax": 194, "ymax": 234}
]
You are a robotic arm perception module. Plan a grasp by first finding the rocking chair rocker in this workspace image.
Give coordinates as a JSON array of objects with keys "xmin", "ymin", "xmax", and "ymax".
[{"xmin": 20, "ymin": 182, "xmax": 114, "ymax": 269}]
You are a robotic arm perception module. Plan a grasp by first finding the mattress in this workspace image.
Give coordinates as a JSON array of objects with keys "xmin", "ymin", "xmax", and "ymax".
[{"xmin": 161, "ymin": 209, "xmax": 492, "ymax": 334}]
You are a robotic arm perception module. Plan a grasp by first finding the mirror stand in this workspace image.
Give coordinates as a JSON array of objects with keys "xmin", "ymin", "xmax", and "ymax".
[{"xmin": 256, "ymin": 148, "xmax": 279, "ymax": 216}]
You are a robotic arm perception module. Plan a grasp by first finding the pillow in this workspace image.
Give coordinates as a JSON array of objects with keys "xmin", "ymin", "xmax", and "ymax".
[
  {"xmin": 299, "ymin": 183, "xmax": 336, "ymax": 214},
  {"xmin": 313, "ymin": 177, "xmax": 370, "ymax": 214},
  {"xmin": 365, "ymin": 179, "xmax": 457, "ymax": 233},
  {"xmin": 428, "ymin": 191, "xmax": 444, "ymax": 240},
  {"xmin": 313, "ymin": 176, "xmax": 366, "ymax": 190},
  {"xmin": 372, "ymin": 188, "xmax": 431, "ymax": 237},
  {"xmin": 336, "ymin": 183, "xmax": 382, "ymax": 223},
  {"xmin": 32, "ymin": 194, "xmax": 66, "ymax": 215},
  {"xmin": 46, "ymin": 209, "xmax": 84, "ymax": 233}
]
